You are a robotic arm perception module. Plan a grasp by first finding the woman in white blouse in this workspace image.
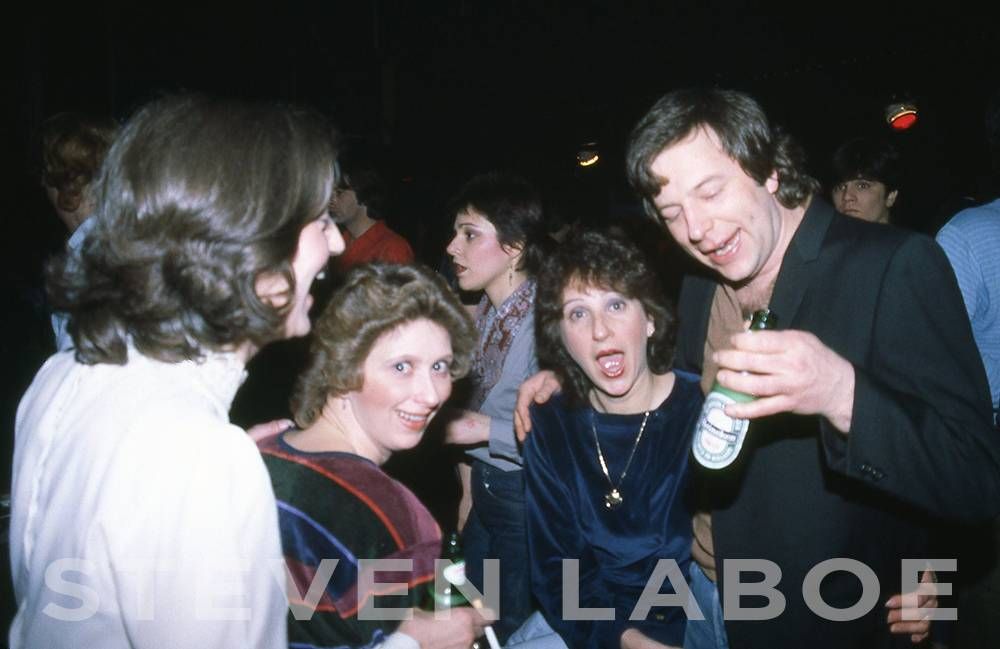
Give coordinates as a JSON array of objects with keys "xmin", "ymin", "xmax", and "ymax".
[{"xmin": 9, "ymin": 95, "xmax": 345, "ymax": 649}]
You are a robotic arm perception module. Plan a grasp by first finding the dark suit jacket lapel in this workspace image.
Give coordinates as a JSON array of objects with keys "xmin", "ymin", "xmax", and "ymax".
[
  {"xmin": 676, "ymin": 199, "xmax": 837, "ymax": 370},
  {"xmin": 769, "ymin": 199, "xmax": 835, "ymax": 327},
  {"xmin": 676, "ymin": 271, "xmax": 716, "ymax": 374}
]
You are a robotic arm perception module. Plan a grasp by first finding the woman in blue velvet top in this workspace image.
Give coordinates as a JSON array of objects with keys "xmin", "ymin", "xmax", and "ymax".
[{"xmin": 524, "ymin": 229, "xmax": 701, "ymax": 649}]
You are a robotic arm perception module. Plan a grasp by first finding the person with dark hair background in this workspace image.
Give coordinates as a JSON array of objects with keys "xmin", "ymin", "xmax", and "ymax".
[
  {"xmin": 38, "ymin": 112, "xmax": 118, "ymax": 235},
  {"xmin": 330, "ymin": 153, "xmax": 414, "ymax": 272},
  {"xmin": 37, "ymin": 112, "xmax": 119, "ymax": 349},
  {"xmin": 9, "ymin": 94, "xmax": 345, "ymax": 648},
  {"xmin": 829, "ymin": 136, "xmax": 903, "ymax": 224}
]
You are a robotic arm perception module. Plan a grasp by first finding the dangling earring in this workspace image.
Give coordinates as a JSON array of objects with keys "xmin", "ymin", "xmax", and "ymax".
[{"xmin": 508, "ymin": 265, "xmax": 514, "ymax": 287}]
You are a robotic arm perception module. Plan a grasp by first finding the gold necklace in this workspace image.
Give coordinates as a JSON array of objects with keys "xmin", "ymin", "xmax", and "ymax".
[{"xmin": 591, "ymin": 410, "xmax": 651, "ymax": 509}]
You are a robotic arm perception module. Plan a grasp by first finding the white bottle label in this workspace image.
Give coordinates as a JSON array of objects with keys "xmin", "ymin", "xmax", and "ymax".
[
  {"xmin": 442, "ymin": 560, "xmax": 467, "ymax": 586},
  {"xmin": 692, "ymin": 390, "xmax": 749, "ymax": 469}
]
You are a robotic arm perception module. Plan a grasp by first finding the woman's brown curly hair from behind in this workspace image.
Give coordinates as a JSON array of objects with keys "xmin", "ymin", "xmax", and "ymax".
[{"xmin": 47, "ymin": 94, "xmax": 338, "ymax": 364}]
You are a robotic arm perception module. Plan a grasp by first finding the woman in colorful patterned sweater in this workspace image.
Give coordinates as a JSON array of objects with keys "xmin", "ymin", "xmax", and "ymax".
[{"xmin": 258, "ymin": 263, "xmax": 490, "ymax": 649}]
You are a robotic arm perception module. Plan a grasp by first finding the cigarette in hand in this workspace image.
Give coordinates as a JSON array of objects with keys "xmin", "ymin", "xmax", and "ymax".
[{"xmin": 470, "ymin": 599, "xmax": 501, "ymax": 649}]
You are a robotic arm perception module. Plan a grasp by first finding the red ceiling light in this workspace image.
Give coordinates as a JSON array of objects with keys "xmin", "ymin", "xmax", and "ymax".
[{"xmin": 885, "ymin": 102, "xmax": 918, "ymax": 131}]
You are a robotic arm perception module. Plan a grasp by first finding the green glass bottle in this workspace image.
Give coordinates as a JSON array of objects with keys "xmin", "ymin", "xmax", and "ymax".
[
  {"xmin": 430, "ymin": 531, "xmax": 470, "ymax": 609},
  {"xmin": 692, "ymin": 308, "xmax": 778, "ymax": 469}
]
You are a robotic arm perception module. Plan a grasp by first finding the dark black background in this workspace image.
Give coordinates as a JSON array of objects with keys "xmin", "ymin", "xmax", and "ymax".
[
  {"xmin": 7, "ymin": 2, "xmax": 998, "ymax": 245},
  {"xmin": 6, "ymin": 3, "xmax": 998, "ymax": 456}
]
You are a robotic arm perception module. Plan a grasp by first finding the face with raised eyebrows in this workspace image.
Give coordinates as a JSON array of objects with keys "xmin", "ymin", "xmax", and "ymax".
[
  {"xmin": 559, "ymin": 280, "xmax": 656, "ymax": 414},
  {"xmin": 832, "ymin": 177, "xmax": 896, "ymax": 224},
  {"xmin": 344, "ymin": 318, "xmax": 455, "ymax": 464}
]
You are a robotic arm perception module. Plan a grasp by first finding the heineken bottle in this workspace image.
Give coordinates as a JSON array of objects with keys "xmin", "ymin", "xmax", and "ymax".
[{"xmin": 692, "ymin": 308, "xmax": 778, "ymax": 469}]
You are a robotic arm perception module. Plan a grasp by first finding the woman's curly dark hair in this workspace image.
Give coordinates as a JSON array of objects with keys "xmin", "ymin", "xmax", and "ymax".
[
  {"xmin": 47, "ymin": 94, "xmax": 337, "ymax": 364},
  {"xmin": 291, "ymin": 263, "xmax": 477, "ymax": 428},
  {"xmin": 535, "ymin": 227, "xmax": 677, "ymax": 405}
]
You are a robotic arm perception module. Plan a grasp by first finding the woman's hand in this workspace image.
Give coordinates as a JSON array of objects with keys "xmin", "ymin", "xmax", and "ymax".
[
  {"xmin": 246, "ymin": 418, "xmax": 294, "ymax": 441},
  {"xmin": 513, "ymin": 371, "xmax": 562, "ymax": 442},
  {"xmin": 619, "ymin": 627, "xmax": 678, "ymax": 649},
  {"xmin": 398, "ymin": 606, "xmax": 493, "ymax": 649},
  {"xmin": 885, "ymin": 569, "xmax": 938, "ymax": 643}
]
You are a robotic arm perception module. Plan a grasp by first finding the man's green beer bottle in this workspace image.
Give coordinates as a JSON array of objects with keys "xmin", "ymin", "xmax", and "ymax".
[{"xmin": 692, "ymin": 308, "xmax": 778, "ymax": 469}]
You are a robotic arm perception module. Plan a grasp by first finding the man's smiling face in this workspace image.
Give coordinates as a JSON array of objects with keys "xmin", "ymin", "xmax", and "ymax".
[{"xmin": 650, "ymin": 127, "xmax": 784, "ymax": 287}]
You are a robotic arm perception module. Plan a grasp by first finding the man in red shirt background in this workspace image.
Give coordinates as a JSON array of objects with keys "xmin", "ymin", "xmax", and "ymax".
[{"xmin": 330, "ymin": 154, "xmax": 415, "ymax": 271}]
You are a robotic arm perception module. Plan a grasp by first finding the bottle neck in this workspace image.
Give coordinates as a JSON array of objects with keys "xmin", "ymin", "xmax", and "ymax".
[
  {"xmin": 709, "ymin": 381, "xmax": 758, "ymax": 403},
  {"xmin": 709, "ymin": 308, "xmax": 776, "ymax": 401},
  {"xmin": 748, "ymin": 308, "xmax": 777, "ymax": 331}
]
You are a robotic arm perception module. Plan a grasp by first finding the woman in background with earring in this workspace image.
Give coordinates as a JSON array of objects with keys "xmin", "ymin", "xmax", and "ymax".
[{"xmin": 443, "ymin": 171, "xmax": 551, "ymax": 642}]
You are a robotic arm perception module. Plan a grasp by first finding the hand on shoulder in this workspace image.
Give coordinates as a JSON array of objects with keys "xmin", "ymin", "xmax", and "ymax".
[{"xmin": 514, "ymin": 370, "xmax": 562, "ymax": 442}]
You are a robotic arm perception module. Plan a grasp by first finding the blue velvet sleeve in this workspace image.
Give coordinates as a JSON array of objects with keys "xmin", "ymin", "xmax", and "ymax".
[
  {"xmin": 524, "ymin": 376, "xmax": 702, "ymax": 648},
  {"xmin": 524, "ymin": 399, "xmax": 627, "ymax": 648}
]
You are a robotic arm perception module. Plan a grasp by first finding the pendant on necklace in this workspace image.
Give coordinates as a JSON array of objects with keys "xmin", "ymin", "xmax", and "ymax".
[{"xmin": 605, "ymin": 489, "xmax": 623, "ymax": 509}]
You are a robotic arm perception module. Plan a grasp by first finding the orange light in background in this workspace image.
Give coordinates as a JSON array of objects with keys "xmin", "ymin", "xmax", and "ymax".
[{"xmin": 886, "ymin": 102, "xmax": 918, "ymax": 131}]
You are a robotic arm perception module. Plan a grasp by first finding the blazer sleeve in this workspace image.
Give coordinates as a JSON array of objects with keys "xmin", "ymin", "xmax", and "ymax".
[
  {"xmin": 820, "ymin": 235, "xmax": 1000, "ymax": 520},
  {"xmin": 674, "ymin": 274, "xmax": 714, "ymax": 375}
]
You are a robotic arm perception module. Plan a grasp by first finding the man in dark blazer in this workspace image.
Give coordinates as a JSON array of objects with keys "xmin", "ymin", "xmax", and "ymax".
[
  {"xmin": 516, "ymin": 88, "xmax": 1000, "ymax": 648},
  {"xmin": 621, "ymin": 88, "xmax": 1000, "ymax": 648}
]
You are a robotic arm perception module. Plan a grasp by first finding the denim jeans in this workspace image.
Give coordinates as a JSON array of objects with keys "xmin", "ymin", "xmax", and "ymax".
[
  {"xmin": 463, "ymin": 461, "xmax": 533, "ymax": 643},
  {"xmin": 684, "ymin": 562, "xmax": 730, "ymax": 649},
  {"xmin": 506, "ymin": 611, "xmax": 569, "ymax": 648}
]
